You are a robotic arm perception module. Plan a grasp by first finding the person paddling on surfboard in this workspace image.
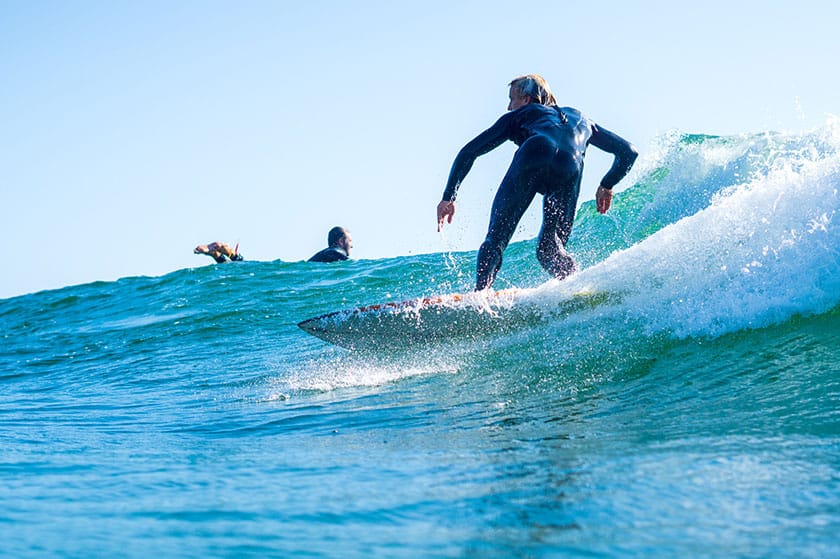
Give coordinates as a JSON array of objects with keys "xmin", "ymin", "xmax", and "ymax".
[
  {"xmin": 194, "ymin": 241, "xmax": 243, "ymax": 263},
  {"xmin": 308, "ymin": 226, "xmax": 353, "ymax": 263},
  {"xmin": 437, "ymin": 74, "xmax": 638, "ymax": 290}
]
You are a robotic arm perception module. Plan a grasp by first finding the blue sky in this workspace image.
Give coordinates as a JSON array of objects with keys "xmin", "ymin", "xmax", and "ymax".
[{"xmin": 1, "ymin": 0, "xmax": 837, "ymax": 299}]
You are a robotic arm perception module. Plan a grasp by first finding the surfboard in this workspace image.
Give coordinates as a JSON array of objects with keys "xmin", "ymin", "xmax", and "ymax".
[{"xmin": 297, "ymin": 287, "xmax": 615, "ymax": 350}]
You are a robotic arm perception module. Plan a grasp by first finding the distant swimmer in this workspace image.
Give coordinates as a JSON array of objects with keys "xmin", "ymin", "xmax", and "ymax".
[
  {"xmin": 308, "ymin": 226, "xmax": 353, "ymax": 263},
  {"xmin": 437, "ymin": 74, "xmax": 638, "ymax": 290},
  {"xmin": 194, "ymin": 241, "xmax": 244, "ymax": 263}
]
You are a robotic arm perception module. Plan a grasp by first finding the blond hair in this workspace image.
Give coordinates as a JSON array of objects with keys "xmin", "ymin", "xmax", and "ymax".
[{"xmin": 508, "ymin": 74, "xmax": 556, "ymax": 106}]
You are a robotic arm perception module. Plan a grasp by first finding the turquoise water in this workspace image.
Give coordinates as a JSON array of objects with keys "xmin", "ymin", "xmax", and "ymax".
[{"xmin": 2, "ymin": 122, "xmax": 839, "ymax": 557}]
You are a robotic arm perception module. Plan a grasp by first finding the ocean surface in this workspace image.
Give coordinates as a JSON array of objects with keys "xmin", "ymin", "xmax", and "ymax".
[{"xmin": 2, "ymin": 120, "xmax": 839, "ymax": 558}]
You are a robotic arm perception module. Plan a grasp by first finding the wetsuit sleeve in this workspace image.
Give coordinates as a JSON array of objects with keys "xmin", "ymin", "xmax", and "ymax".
[
  {"xmin": 588, "ymin": 124, "xmax": 639, "ymax": 189},
  {"xmin": 442, "ymin": 114, "xmax": 512, "ymax": 202}
]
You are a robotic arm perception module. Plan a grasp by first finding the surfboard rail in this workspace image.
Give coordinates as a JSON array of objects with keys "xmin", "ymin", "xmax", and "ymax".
[{"xmin": 297, "ymin": 287, "xmax": 617, "ymax": 351}]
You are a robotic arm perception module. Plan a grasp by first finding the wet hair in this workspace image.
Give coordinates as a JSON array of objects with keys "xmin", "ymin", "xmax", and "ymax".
[
  {"xmin": 508, "ymin": 74, "xmax": 557, "ymax": 106},
  {"xmin": 327, "ymin": 226, "xmax": 348, "ymax": 247}
]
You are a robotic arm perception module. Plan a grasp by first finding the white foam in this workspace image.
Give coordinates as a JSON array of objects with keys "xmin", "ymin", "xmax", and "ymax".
[
  {"xmin": 267, "ymin": 356, "xmax": 458, "ymax": 396},
  {"xmin": 552, "ymin": 119, "xmax": 840, "ymax": 339}
]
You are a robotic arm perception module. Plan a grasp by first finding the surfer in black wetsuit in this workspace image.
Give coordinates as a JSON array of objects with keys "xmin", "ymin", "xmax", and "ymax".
[
  {"xmin": 437, "ymin": 74, "xmax": 638, "ymax": 290},
  {"xmin": 308, "ymin": 226, "xmax": 353, "ymax": 263},
  {"xmin": 194, "ymin": 241, "xmax": 243, "ymax": 263}
]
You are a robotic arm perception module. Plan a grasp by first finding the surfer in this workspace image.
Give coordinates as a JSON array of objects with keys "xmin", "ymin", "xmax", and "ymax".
[
  {"xmin": 308, "ymin": 226, "xmax": 353, "ymax": 263},
  {"xmin": 437, "ymin": 74, "xmax": 638, "ymax": 290},
  {"xmin": 194, "ymin": 241, "xmax": 243, "ymax": 263}
]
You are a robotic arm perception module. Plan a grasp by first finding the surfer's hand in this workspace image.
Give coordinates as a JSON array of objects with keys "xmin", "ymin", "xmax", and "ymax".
[
  {"xmin": 596, "ymin": 186, "xmax": 613, "ymax": 214},
  {"xmin": 437, "ymin": 200, "xmax": 455, "ymax": 231}
]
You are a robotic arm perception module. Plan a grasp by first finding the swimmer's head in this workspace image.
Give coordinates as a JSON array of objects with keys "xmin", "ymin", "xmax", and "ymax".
[
  {"xmin": 508, "ymin": 74, "xmax": 556, "ymax": 109},
  {"xmin": 328, "ymin": 226, "xmax": 352, "ymax": 254}
]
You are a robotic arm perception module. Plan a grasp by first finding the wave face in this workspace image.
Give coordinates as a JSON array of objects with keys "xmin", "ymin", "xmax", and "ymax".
[{"xmin": 2, "ymin": 120, "xmax": 839, "ymax": 557}]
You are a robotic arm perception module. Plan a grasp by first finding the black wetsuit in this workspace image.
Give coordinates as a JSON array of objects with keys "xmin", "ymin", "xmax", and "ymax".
[
  {"xmin": 443, "ymin": 103, "xmax": 637, "ymax": 289},
  {"xmin": 308, "ymin": 247, "xmax": 348, "ymax": 263},
  {"xmin": 212, "ymin": 253, "xmax": 244, "ymax": 263}
]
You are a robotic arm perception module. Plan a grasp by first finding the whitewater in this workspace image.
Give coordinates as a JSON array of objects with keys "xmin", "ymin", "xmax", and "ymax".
[{"xmin": 1, "ymin": 120, "xmax": 838, "ymax": 558}]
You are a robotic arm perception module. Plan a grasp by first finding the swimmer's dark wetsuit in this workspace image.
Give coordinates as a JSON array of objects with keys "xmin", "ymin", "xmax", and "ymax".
[
  {"xmin": 211, "ymin": 253, "xmax": 244, "ymax": 263},
  {"xmin": 442, "ymin": 103, "xmax": 638, "ymax": 290},
  {"xmin": 308, "ymin": 247, "xmax": 348, "ymax": 263},
  {"xmin": 211, "ymin": 254, "xmax": 226, "ymax": 263}
]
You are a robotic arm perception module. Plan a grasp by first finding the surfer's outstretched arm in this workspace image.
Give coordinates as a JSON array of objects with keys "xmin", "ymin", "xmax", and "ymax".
[{"xmin": 438, "ymin": 114, "xmax": 513, "ymax": 232}]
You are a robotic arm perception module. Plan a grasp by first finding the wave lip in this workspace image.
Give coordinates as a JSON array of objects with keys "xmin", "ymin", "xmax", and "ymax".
[{"xmin": 572, "ymin": 119, "xmax": 840, "ymax": 339}]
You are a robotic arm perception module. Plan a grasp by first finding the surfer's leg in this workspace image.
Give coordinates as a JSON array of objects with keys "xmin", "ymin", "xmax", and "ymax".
[
  {"xmin": 475, "ymin": 144, "xmax": 544, "ymax": 290},
  {"xmin": 537, "ymin": 152, "xmax": 581, "ymax": 280}
]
